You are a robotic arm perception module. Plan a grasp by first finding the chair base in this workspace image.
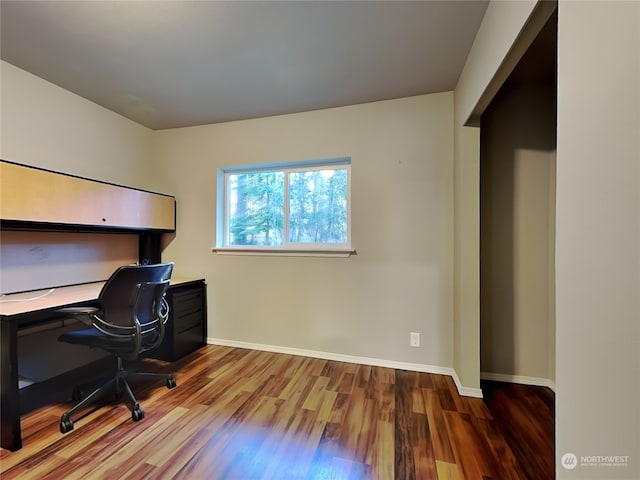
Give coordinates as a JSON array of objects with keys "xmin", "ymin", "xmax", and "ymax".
[{"xmin": 59, "ymin": 358, "xmax": 176, "ymax": 433}]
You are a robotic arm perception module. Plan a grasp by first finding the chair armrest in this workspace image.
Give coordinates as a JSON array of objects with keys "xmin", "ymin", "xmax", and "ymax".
[{"xmin": 57, "ymin": 306, "xmax": 101, "ymax": 326}]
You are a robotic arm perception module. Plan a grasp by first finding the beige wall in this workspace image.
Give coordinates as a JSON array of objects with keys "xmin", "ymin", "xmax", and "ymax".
[
  {"xmin": 452, "ymin": 124, "xmax": 481, "ymax": 390},
  {"xmin": 453, "ymin": 0, "xmax": 539, "ymax": 390},
  {"xmin": 0, "ymin": 231, "xmax": 138, "ymax": 294},
  {"xmin": 556, "ymin": 1, "xmax": 639, "ymax": 478},
  {"xmin": 455, "ymin": 0, "xmax": 541, "ymax": 126},
  {"xmin": 480, "ymin": 80, "xmax": 556, "ymax": 384},
  {"xmin": 0, "ymin": 61, "xmax": 153, "ymax": 190},
  {"xmin": 151, "ymin": 93, "xmax": 455, "ymax": 369}
]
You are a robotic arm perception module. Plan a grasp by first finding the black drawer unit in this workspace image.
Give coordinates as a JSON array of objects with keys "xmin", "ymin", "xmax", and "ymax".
[{"xmin": 149, "ymin": 280, "xmax": 207, "ymax": 362}]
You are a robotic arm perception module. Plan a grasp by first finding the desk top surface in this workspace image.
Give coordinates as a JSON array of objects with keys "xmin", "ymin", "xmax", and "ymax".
[{"xmin": 0, "ymin": 277, "xmax": 202, "ymax": 317}]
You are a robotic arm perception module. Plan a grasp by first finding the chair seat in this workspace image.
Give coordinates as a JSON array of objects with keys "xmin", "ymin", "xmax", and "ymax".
[
  {"xmin": 59, "ymin": 328, "xmax": 161, "ymax": 359},
  {"xmin": 59, "ymin": 328, "xmax": 134, "ymax": 356}
]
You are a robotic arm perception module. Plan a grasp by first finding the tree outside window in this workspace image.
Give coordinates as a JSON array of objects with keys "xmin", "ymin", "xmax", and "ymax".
[{"xmin": 221, "ymin": 159, "xmax": 350, "ymax": 250}]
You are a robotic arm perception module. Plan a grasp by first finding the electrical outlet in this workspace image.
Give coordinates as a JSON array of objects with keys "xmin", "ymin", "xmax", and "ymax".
[{"xmin": 410, "ymin": 332, "xmax": 420, "ymax": 347}]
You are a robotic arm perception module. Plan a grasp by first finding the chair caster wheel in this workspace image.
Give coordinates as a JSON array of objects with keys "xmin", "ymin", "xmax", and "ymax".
[
  {"xmin": 167, "ymin": 376, "xmax": 177, "ymax": 389},
  {"xmin": 72, "ymin": 387, "xmax": 83, "ymax": 402},
  {"xmin": 60, "ymin": 419, "xmax": 74, "ymax": 434},
  {"xmin": 132, "ymin": 406, "xmax": 145, "ymax": 422}
]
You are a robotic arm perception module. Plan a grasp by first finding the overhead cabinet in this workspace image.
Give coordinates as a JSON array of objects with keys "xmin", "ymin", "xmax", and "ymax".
[{"xmin": 0, "ymin": 160, "xmax": 175, "ymax": 231}]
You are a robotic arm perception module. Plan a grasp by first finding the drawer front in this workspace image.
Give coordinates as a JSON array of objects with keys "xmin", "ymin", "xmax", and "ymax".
[
  {"xmin": 172, "ymin": 297, "xmax": 203, "ymax": 319},
  {"xmin": 174, "ymin": 311, "xmax": 202, "ymax": 335},
  {"xmin": 149, "ymin": 281, "xmax": 207, "ymax": 361},
  {"xmin": 172, "ymin": 288, "xmax": 203, "ymax": 308},
  {"xmin": 174, "ymin": 325, "xmax": 205, "ymax": 359},
  {"xmin": 171, "ymin": 287, "xmax": 204, "ymax": 333}
]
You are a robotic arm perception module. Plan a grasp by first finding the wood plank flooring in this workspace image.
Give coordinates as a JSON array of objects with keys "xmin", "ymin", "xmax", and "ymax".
[
  {"xmin": 0, "ymin": 345, "xmax": 554, "ymax": 479},
  {"xmin": 481, "ymin": 380, "xmax": 555, "ymax": 480}
]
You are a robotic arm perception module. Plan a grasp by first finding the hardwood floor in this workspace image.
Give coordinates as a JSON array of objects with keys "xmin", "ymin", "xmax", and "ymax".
[
  {"xmin": 481, "ymin": 380, "xmax": 555, "ymax": 480},
  {"xmin": 0, "ymin": 345, "xmax": 554, "ymax": 479}
]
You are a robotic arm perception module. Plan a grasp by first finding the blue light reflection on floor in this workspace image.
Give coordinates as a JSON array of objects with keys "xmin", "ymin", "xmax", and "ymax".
[{"xmin": 193, "ymin": 423, "xmax": 371, "ymax": 480}]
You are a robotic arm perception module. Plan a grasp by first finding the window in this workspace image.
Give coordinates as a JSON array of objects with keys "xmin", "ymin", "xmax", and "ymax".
[{"xmin": 216, "ymin": 158, "xmax": 352, "ymax": 255}]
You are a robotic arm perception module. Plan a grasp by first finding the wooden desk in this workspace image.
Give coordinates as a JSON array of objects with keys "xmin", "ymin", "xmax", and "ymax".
[
  {"xmin": 0, "ymin": 282, "xmax": 103, "ymax": 317},
  {"xmin": 0, "ymin": 277, "xmax": 202, "ymax": 451},
  {"xmin": 0, "ymin": 277, "xmax": 197, "ymax": 316}
]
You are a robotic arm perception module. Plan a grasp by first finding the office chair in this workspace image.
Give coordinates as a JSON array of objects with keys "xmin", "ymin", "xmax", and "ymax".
[{"xmin": 57, "ymin": 262, "xmax": 176, "ymax": 433}]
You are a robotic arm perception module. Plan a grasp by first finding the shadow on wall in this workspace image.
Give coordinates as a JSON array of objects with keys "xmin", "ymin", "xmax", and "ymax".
[{"xmin": 479, "ymin": 12, "xmax": 557, "ymax": 382}]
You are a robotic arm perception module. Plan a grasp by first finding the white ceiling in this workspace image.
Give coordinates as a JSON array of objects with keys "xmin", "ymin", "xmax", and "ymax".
[{"xmin": 1, "ymin": 0, "xmax": 488, "ymax": 130}]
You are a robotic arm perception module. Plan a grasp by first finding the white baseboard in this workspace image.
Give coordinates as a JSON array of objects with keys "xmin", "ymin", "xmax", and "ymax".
[
  {"xmin": 480, "ymin": 371, "xmax": 556, "ymax": 392},
  {"xmin": 207, "ymin": 337, "xmax": 484, "ymax": 399}
]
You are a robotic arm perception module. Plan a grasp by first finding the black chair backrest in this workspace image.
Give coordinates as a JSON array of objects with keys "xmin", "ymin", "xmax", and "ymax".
[{"xmin": 99, "ymin": 262, "xmax": 174, "ymax": 330}]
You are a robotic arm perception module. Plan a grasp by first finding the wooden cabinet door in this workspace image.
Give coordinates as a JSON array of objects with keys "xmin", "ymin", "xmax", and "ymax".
[{"xmin": 1, "ymin": 161, "xmax": 175, "ymax": 231}]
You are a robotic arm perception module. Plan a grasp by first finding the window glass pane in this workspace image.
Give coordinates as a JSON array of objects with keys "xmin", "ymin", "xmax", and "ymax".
[
  {"xmin": 288, "ymin": 168, "xmax": 348, "ymax": 244},
  {"xmin": 227, "ymin": 171, "xmax": 284, "ymax": 246}
]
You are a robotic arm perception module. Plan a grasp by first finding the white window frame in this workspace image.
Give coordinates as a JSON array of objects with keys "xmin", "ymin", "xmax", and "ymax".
[{"xmin": 213, "ymin": 157, "xmax": 354, "ymax": 257}]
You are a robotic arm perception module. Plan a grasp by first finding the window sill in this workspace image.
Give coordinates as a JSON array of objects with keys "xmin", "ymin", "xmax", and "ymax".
[{"xmin": 212, "ymin": 247, "xmax": 357, "ymax": 258}]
